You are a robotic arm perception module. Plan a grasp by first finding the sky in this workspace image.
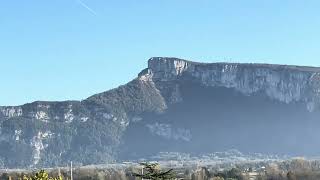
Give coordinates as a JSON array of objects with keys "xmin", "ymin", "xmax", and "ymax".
[{"xmin": 1, "ymin": 0, "xmax": 320, "ymax": 106}]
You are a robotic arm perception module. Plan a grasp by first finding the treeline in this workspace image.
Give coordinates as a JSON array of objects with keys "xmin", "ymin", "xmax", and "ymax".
[
  {"xmin": 0, "ymin": 167, "xmax": 244, "ymax": 180},
  {"xmin": 3, "ymin": 159, "xmax": 320, "ymax": 180}
]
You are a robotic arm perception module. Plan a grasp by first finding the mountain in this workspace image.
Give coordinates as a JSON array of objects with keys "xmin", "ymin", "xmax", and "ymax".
[{"xmin": 1, "ymin": 57, "xmax": 320, "ymax": 168}]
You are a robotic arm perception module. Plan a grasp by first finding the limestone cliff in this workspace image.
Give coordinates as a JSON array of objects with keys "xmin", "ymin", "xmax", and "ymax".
[{"xmin": 145, "ymin": 57, "xmax": 320, "ymax": 111}]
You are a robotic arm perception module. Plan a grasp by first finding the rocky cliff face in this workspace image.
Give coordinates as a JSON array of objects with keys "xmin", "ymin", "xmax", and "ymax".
[
  {"xmin": 145, "ymin": 57, "xmax": 320, "ymax": 111},
  {"xmin": 1, "ymin": 57, "xmax": 320, "ymax": 168}
]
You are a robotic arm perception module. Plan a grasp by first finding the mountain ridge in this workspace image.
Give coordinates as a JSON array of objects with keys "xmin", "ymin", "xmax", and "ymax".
[
  {"xmin": 1, "ymin": 57, "xmax": 320, "ymax": 168},
  {"xmin": 148, "ymin": 57, "xmax": 320, "ymax": 72},
  {"xmin": 2, "ymin": 57, "xmax": 320, "ymax": 108}
]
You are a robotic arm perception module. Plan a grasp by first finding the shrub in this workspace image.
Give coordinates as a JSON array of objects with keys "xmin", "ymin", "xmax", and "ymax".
[{"xmin": 22, "ymin": 170, "xmax": 62, "ymax": 180}]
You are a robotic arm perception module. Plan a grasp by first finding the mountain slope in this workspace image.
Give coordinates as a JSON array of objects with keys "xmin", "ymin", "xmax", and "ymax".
[{"xmin": 1, "ymin": 57, "xmax": 320, "ymax": 168}]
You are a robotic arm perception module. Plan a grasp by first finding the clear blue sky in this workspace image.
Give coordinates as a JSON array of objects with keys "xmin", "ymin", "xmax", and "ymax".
[{"xmin": 1, "ymin": 0, "xmax": 320, "ymax": 106}]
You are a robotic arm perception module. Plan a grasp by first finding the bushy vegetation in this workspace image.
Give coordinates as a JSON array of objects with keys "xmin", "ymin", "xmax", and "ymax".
[
  {"xmin": 3, "ymin": 159, "xmax": 320, "ymax": 180},
  {"xmin": 0, "ymin": 170, "xmax": 62, "ymax": 180},
  {"xmin": 22, "ymin": 170, "xmax": 62, "ymax": 180}
]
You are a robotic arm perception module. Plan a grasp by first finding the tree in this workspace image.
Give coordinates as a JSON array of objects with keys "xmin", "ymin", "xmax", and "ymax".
[
  {"xmin": 132, "ymin": 162, "xmax": 176, "ymax": 180},
  {"xmin": 22, "ymin": 170, "xmax": 62, "ymax": 180},
  {"xmin": 287, "ymin": 171, "xmax": 296, "ymax": 180}
]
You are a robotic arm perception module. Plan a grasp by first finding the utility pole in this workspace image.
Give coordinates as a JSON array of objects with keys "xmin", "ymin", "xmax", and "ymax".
[
  {"xmin": 58, "ymin": 167, "xmax": 61, "ymax": 177},
  {"xmin": 141, "ymin": 166, "xmax": 144, "ymax": 180},
  {"xmin": 70, "ymin": 161, "xmax": 73, "ymax": 180}
]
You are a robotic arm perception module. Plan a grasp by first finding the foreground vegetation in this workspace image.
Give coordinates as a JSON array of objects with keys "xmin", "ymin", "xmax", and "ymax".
[{"xmin": 2, "ymin": 158, "xmax": 320, "ymax": 180}]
